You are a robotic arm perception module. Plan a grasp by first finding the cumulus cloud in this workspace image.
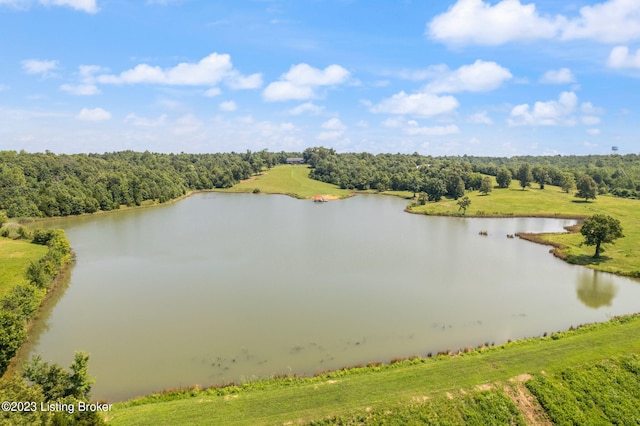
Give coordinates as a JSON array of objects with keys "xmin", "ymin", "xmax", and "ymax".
[
  {"xmin": 428, "ymin": 0, "xmax": 561, "ymax": 45},
  {"xmin": 288, "ymin": 102, "xmax": 325, "ymax": 115},
  {"xmin": 22, "ymin": 59, "xmax": 58, "ymax": 77},
  {"xmin": 39, "ymin": 0, "xmax": 99, "ymax": 13},
  {"xmin": 219, "ymin": 101, "xmax": 237, "ymax": 112},
  {"xmin": 425, "ymin": 60, "xmax": 512, "ymax": 93},
  {"xmin": 60, "ymin": 83, "xmax": 101, "ymax": 95},
  {"xmin": 76, "ymin": 107, "xmax": 111, "ymax": 121},
  {"xmin": 428, "ymin": 0, "xmax": 640, "ymax": 46},
  {"xmin": 540, "ymin": 68, "xmax": 576, "ymax": 84},
  {"xmin": 317, "ymin": 118, "xmax": 347, "ymax": 140},
  {"xmin": 263, "ymin": 63, "xmax": 350, "ymax": 102},
  {"xmin": 508, "ymin": 91, "xmax": 602, "ymax": 127},
  {"xmin": 203, "ymin": 87, "xmax": 221, "ymax": 97},
  {"xmin": 97, "ymin": 52, "xmax": 262, "ymax": 89},
  {"xmin": 608, "ymin": 45, "xmax": 640, "ymax": 68},
  {"xmin": 370, "ymin": 91, "xmax": 459, "ymax": 117},
  {"xmin": 509, "ymin": 91, "xmax": 578, "ymax": 126}
]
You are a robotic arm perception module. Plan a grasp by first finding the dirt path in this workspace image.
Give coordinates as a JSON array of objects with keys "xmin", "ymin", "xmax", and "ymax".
[{"xmin": 504, "ymin": 375, "xmax": 553, "ymax": 426}]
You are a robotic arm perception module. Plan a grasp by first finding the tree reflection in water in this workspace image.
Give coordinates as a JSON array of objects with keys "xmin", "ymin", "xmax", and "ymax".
[{"xmin": 577, "ymin": 270, "xmax": 617, "ymax": 308}]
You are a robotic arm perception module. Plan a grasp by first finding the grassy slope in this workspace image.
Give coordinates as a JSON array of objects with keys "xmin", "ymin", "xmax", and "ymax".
[
  {"xmin": 408, "ymin": 177, "xmax": 640, "ymax": 276},
  {"xmin": 108, "ymin": 315, "xmax": 640, "ymax": 425},
  {"xmin": 215, "ymin": 165, "xmax": 353, "ymax": 199},
  {"xmin": 0, "ymin": 237, "xmax": 47, "ymax": 298}
]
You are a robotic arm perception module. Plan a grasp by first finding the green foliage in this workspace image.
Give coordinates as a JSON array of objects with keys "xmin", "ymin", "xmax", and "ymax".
[
  {"xmin": 457, "ymin": 196, "xmax": 471, "ymax": 214},
  {"xmin": 479, "ymin": 176, "xmax": 493, "ymax": 195},
  {"xmin": 424, "ymin": 178, "xmax": 447, "ymax": 202},
  {"xmin": 22, "ymin": 352, "xmax": 95, "ymax": 402},
  {"xmin": 0, "ymin": 210, "xmax": 7, "ymax": 228},
  {"xmin": 531, "ymin": 165, "xmax": 550, "ymax": 189},
  {"xmin": 0, "ymin": 311, "xmax": 27, "ymax": 373},
  {"xmin": 526, "ymin": 355, "xmax": 640, "ymax": 426},
  {"xmin": 0, "ymin": 377, "xmax": 49, "ymax": 426},
  {"xmin": 495, "ymin": 168, "xmax": 512, "ymax": 188},
  {"xmin": 560, "ymin": 171, "xmax": 576, "ymax": 193},
  {"xmin": 576, "ymin": 174, "xmax": 598, "ymax": 201},
  {"xmin": 516, "ymin": 163, "xmax": 533, "ymax": 190},
  {"xmin": 580, "ymin": 214, "xmax": 624, "ymax": 258}
]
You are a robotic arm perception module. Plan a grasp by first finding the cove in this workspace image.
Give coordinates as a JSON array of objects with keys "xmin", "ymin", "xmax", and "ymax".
[{"xmin": 16, "ymin": 193, "xmax": 640, "ymax": 402}]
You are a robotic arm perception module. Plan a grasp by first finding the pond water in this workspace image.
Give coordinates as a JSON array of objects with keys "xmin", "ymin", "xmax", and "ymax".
[{"xmin": 16, "ymin": 193, "xmax": 640, "ymax": 401}]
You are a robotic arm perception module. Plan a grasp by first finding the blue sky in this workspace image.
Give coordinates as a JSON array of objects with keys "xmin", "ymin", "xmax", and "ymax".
[{"xmin": 1, "ymin": 0, "xmax": 639, "ymax": 156}]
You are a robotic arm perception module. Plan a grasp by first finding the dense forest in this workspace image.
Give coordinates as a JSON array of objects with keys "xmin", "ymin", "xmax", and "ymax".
[
  {"xmin": 0, "ymin": 150, "xmax": 294, "ymax": 218},
  {"xmin": 304, "ymin": 147, "xmax": 640, "ymax": 200},
  {"xmin": 1, "ymin": 148, "xmax": 639, "ymax": 218}
]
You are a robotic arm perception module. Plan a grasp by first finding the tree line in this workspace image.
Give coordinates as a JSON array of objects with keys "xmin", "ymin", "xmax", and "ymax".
[
  {"xmin": 0, "ymin": 149, "xmax": 296, "ymax": 218},
  {"xmin": 304, "ymin": 147, "xmax": 640, "ymax": 201}
]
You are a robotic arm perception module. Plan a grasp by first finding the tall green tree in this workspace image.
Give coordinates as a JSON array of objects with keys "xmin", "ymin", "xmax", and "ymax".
[
  {"xmin": 576, "ymin": 174, "xmax": 598, "ymax": 201},
  {"xmin": 457, "ymin": 196, "xmax": 471, "ymax": 215},
  {"xmin": 516, "ymin": 163, "xmax": 533, "ymax": 190},
  {"xmin": 580, "ymin": 214, "xmax": 624, "ymax": 258},
  {"xmin": 560, "ymin": 172, "xmax": 576, "ymax": 193},
  {"xmin": 479, "ymin": 176, "xmax": 493, "ymax": 195},
  {"xmin": 532, "ymin": 166, "xmax": 550, "ymax": 189},
  {"xmin": 424, "ymin": 178, "xmax": 447, "ymax": 202},
  {"xmin": 496, "ymin": 168, "xmax": 512, "ymax": 188}
]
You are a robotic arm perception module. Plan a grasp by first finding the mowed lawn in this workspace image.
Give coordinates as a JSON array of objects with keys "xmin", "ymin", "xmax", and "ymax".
[
  {"xmin": 409, "ymin": 178, "xmax": 640, "ymax": 277},
  {"xmin": 216, "ymin": 165, "xmax": 353, "ymax": 199},
  {"xmin": 0, "ymin": 237, "xmax": 47, "ymax": 299},
  {"xmin": 107, "ymin": 315, "xmax": 640, "ymax": 425}
]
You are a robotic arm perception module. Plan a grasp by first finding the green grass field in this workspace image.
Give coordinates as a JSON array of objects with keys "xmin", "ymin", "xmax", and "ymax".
[
  {"xmin": 408, "ymin": 178, "xmax": 640, "ymax": 277},
  {"xmin": 0, "ymin": 237, "xmax": 47, "ymax": 299},
  {"xmin": 215, "ymin": 165, "xmax": 353, "ymax": 199},
  {"xmin": 106, "ymin": 315, "xmax": 640, "ymax": 425}
]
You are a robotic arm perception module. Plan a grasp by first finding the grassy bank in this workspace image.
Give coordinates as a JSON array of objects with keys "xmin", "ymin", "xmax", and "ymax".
[
  {"xmin": 408, "ymin": 177, "xmax": 640, "ymax": 277},
  {"xmin": 0, "ymin": 238, "xmax": 48, "ymax": 299},
  {"xmin": 214, "ymin": 165, "xmax": 353, "ymax": 199},
  {"xmin": 106, "ymin": 314, "xmax": 640, "ymax": 425}
]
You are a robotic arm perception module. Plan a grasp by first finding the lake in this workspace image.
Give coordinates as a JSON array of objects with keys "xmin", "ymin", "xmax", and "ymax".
[{"xmin": 16, "ymin": 193, "xmax": 640, "ymax": 401}]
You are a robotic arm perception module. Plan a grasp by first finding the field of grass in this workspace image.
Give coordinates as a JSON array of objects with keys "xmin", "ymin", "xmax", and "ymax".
[
  {"xmin": 215, "ymin": 165, "xmax": 353, "ymax": 199},
  {"xmin": 408, "ymin": 177, "xmax": 640, "ymax": 277},
  {"xmin": 106, "ymin": 314, "xmax": 640, "ymax": 425},
  {"xmin": 0, "ymin": 237, "xmax": 48, "ymax": 299}
]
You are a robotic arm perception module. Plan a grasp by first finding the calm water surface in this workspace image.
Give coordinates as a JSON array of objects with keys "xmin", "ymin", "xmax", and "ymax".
[{"xmin": 18, "ymin": 193, "xmax": 640, "ymax": 401}]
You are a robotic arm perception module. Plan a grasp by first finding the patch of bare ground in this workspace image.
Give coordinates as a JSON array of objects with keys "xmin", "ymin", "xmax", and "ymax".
[{"xmin": 504, "ymin": 375, "xmax": 553, "ymax": 426}]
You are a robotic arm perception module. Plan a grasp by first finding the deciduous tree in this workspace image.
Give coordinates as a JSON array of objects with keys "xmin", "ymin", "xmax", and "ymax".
[{"xmin": 580, "ymin": 214, "xmax": 623, "ymax": 258}]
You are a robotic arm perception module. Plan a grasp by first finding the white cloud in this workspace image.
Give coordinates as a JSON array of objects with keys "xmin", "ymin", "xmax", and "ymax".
[
  {"xmin": 371, "ymin": 91, "xmax": 459, "ymax": 117},
  {"xmin": 581, "ymin": 115, "xmax": 601, "ymax": 125},
  {"xmin": 428, "ymin": 0, "xmax": 561, "ymax": 45},
  {"xmin": 203, "ymin": 87, "xmax": 221, "ymax": 97},
  {"xmin": 60, "ymin": 83, "xmax": 100, "ymax": 95},
  {"xmin": 581, "ymin": 102, "xmax": 605, "ymax": 115},
  {"xmin": 587, "ymin": 128, "xmax": 601, "ymax": 135},
  {"xmin": 540, "ymin": 68, "xmax": 576, "ymax": 84},
  {"xmin": 22, "ymin": 59, "xmax": 58, "ymax": 77},
  {"xmin": 428, "ymin": 0, "xmax": 640, "ymax": 46},
  {"xmin": 508, "ymin": 91, "xmax": 578, "ymax": 126},
  {"xmin": 39, "ymin": 0, "xmax": 99, "ymax": 13},
  {"xmin": 219, "ymin": 101, "xmax": 237, "ymax": 112},
  {"xmin": 77, "ymin": 107, "xmax": 111, "ymax": 121},
  {"xmin": 97, "ymin": 53, "xmax": 261, "ymax": 89},
  {"xmin": 0, "ymin": 0, "xmax": 30, "ymax": 9},
  {"xmin": 288, "ymin": 102, "xmax": 325, "ymax": 115},
  {"xmin": 172, "ymin": 114, "xmax": 202, "ymax": 135},
  {"xmin": 468, "ymin": 111, "xmax": 493, "ymax": 125},
  {"xmin": 321, "ymin": 117, "xmax": 347, "ymax": 130},
  {"xmin": 263, "ymin": 63, "xmax": 350, "ymax": 101},
  {"xmin": 561, "ymin": 0, "xmax": 640, "ymax": 43},
  {"xmin": 425, "ymin": 60, "xmax": 512, "ymax": 93},
  {"xmin": 608, "ymin": 45, "xmax": 640, "ymax": 68},
  {"xmin": 226, "ymin": 73, "xmax": 263, "ymax": 89},
  {"xmin": 317, "ymin": 131, "xmax": 344, "ymax": 141}
]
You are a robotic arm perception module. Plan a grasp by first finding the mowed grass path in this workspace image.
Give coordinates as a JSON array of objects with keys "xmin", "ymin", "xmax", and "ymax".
[
  {"xmin": 409, "ymin": 178, "xmax": 640, "ymax": 277},
  {"xmin": 215, "ymin": 165, "xmax": 352, "ymax": 199},
  {"xmin": 107, "ymin": 315, "xmax": 640, "ymax": 425},
  {"xmin": 0, "ymin": 237, "xmax": 47, "ymax": 298}
]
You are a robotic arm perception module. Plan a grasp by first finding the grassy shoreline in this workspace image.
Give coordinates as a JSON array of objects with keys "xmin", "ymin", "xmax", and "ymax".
[{"xmin": 107, "ymin": 314, "xmax": 640, "ymax": 424}]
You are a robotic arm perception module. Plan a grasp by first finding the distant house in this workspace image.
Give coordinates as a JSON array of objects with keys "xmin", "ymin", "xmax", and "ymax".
[{"xmin": 286, "ymin": 157, "xmax": 305, "ymax": 165}]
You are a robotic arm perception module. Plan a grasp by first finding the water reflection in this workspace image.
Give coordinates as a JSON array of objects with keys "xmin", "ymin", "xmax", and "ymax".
[{"xmin": 576, "ymin": 270, "xmax": 618, "ymax": 308}]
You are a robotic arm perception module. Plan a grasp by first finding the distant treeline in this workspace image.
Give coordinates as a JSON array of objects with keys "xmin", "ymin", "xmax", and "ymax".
[
  {"xmin": 305, "ymin": 147, "xmax": 640, "ymax": 199},
  {"xmin": 0, "ymin": 150, "xmax": 296, "ymax": 218}
]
